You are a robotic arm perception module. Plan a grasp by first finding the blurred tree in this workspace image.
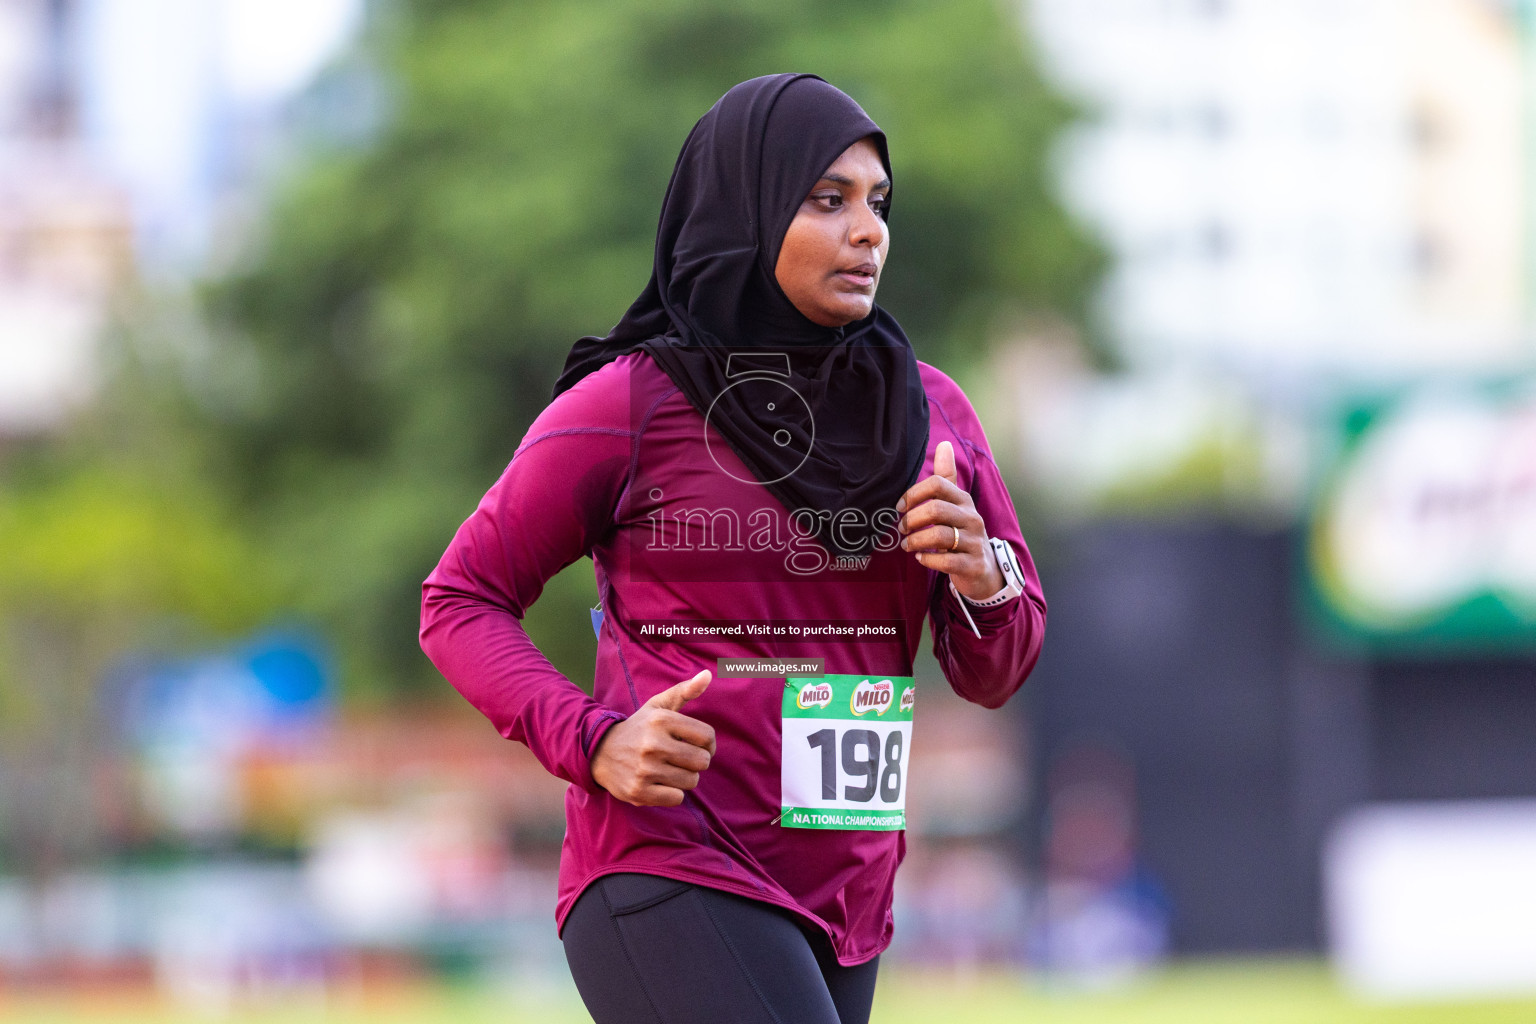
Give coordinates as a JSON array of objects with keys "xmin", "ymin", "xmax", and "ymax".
[
  {"xmin": 165, "ymin": 0, "xmax": 1101, "ymax": 696},
  {"xmin": 0, "ymin": 463, "xmax": 285, "ymax": 870}
]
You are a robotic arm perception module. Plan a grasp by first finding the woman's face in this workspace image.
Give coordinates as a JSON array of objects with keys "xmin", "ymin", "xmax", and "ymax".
[{"xmin": 774, "ymin": 137, "xmax": 891, "ymax": 328}]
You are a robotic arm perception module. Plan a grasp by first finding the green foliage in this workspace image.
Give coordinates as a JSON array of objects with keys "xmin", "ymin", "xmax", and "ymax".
[
  {"xmin": 0, "ymin": 467, "xmax": 279, "ymax": 630},
  {"xmin": 0, "ymin": 462, "xmax": 286, "ymax": 729},
  {"xmin": 166, "ymin": 0, "xmax": 1102, "ymax": 696},
  {"xmin": 0, "ymin": 460, "xmax": 287, "ymax": 868}
]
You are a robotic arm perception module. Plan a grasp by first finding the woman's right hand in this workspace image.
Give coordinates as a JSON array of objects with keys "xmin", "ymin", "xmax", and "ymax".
[{"xmin": 591, "ymin": 670, "xmax": 715, "ymax": 806}]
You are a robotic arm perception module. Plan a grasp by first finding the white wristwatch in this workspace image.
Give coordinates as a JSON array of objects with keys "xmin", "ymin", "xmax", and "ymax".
[{"xmin": 950, "ymin": 536, "xmax": 1026, "ymax": 638}]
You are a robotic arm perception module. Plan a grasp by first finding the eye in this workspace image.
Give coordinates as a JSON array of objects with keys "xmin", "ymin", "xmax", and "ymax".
[
  {"xmin": 809, "ymin": 191, "xmax": 844, "ymax": 210},
  {"xmin": 870, "ymin": 194, "xmax": 891, "ymax": 215}
]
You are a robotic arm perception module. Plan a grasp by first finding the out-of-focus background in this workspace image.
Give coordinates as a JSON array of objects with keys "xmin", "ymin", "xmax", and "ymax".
[{"xmin": 3, "ymin": 0, "xmax": 1536, "ymax": 1020}]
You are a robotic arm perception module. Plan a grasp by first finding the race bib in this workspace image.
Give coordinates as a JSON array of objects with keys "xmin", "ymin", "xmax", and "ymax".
[{"xmin": 780, "ymin": 675, "xmax": 915, "ymax": 831}]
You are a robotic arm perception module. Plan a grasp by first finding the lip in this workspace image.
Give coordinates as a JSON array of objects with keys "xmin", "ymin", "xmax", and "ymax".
[{"xmin": 836, "ymin": 263, "xmax": 879, "ymax": 288}]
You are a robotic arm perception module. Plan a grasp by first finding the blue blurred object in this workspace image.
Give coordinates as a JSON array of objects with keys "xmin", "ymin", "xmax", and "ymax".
[
  {"xmin": 112, "ymin": 628, "xmax": 334, "ymax": 751},
  {"xmin": 591, "ymin": 606, "xmax": 604, "ymax": 639},
  {"xmin": 245, "ymin": 632, "xmax": 330, "ymax": 717}
]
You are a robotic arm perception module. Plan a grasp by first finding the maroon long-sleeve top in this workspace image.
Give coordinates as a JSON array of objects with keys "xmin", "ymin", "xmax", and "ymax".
[{"xmin": 420, "ymin": 352, "xmax": 1045, "ymax": 964}]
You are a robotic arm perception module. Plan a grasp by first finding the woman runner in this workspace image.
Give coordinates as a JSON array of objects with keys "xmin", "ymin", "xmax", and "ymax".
[{"xmin": 420, "ymin": 73, "xmax": 1046, "ymax": 1024}]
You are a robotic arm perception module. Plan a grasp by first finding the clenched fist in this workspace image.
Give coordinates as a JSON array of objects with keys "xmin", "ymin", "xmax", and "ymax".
[{"xmin": 591, "ymin": 670, "xmax": 716, "ymax": 807}]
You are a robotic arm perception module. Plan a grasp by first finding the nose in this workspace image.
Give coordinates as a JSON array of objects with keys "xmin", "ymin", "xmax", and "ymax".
[{"xmin": 848, "ymin": 199, "xmax": 886, "ymax": 250}]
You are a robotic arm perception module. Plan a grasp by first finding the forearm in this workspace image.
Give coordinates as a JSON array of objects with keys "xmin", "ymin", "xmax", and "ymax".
[
  {"xmin": 421, "ymin": 584, "xmax": 625, "ymax": 792},
  {"xmin": 931, "ymin": 563, "xmax": 1045, "ymax": 708}
]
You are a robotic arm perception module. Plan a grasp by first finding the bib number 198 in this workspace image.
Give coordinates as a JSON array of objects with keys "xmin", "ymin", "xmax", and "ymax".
[
  {"xmin": 781, "ymin": 675, "xmax": 914, "ymax": 831},
  {"xmin": 804, "ymin": 728, "xmax": 903, "ymax": 802}
]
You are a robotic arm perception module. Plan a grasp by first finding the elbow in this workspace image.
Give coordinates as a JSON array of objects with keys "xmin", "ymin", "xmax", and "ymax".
[
  {"xmin": 418, "ymin": 620, "xmax": 436, "ymax": 663},
  {"xmin": 946, "ymin": 663, "xmax": 1029, "ymax": 710},
  {"xmin": 967, "ymin": 639, "xmax": 1041, "ymax": 710},
  {"xmin": 419, "ymin": 581, "xmax": 448, "ymax": 665},
  {"xmin": 974, "ymin": 674, "xmax": 1027, "ymax": 710}
]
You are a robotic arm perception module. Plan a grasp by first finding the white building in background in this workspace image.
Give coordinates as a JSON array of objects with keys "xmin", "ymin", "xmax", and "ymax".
[
  {"xmin": 73, "ymin": 0, "xmax": 364, "ymax": 271},
  {"xmin": 0, "ymin": 0, "xmax": 132, "ymax": 434},
  {"xmin": 0, "ymin": 0, "xmax": 362, "ymax": 435},
  {"xmin": 1027, "ymin": 0, "xmax": 1529, "ymax": 379}
]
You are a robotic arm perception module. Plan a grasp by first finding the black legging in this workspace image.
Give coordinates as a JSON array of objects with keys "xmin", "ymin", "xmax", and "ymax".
[{"xmin": 562, "ymin": 873, "xmax": 880, "ymax": 1024}]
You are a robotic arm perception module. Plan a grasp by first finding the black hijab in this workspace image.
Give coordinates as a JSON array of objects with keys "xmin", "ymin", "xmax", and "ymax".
[{"xmin": 554, "ymin": 74, "xmax": 929, "ymax": 554}]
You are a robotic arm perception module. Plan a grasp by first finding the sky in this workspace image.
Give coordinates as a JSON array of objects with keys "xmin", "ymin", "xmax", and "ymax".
[{"xmin": 74, "ymin": 0, "xmax": 364, "ymax": 267}]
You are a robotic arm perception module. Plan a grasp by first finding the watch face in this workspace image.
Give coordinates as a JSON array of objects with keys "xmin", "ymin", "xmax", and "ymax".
[
  {"xmin": 704, "ymin": 373, "xmax": 816, "ymax": 485},
  {"xmin": 990, "ymin": 539, "xmax": 1025, "ymax": 596},
  {"xmin": 994, "ymin": 539, "xmax": 1014, "ymax": 578}
]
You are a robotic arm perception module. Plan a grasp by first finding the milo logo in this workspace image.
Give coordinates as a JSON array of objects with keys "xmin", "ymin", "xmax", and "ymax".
[
  {"xmin": 899, "ymin": 686, "xmax": 915, "ymax": 713},
  {"xmin": 796, "ymin": 681, "xmax": 833, "ymax": 710},
  {"xmin": 851, "ymin": 678, "xmax": 894, "ymax": 717}
]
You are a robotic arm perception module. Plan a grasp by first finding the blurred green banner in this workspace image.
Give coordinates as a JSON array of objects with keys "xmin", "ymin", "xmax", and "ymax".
[{"xmin": 1307, "ymin": 379, "xmax": 1536, "ymax": 651}]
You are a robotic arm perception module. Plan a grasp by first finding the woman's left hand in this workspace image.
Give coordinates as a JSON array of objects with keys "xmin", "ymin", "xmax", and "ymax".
[{"xmin": 897, "ymin": 440, "xmax": 1005, "ymax": 601}]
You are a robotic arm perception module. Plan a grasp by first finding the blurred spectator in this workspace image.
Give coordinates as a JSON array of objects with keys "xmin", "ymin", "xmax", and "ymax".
[{"xmin": 1030, "ymin": 743, "xmax": 1169, "ymax": 987}]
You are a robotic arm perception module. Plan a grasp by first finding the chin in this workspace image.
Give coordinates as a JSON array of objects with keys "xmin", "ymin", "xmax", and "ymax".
[{"xmin": 823, "ymin": 299, "xmax": 874, "ymax": 326}]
